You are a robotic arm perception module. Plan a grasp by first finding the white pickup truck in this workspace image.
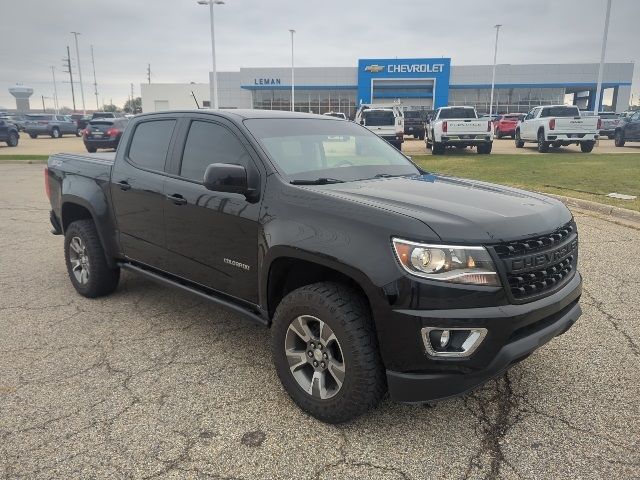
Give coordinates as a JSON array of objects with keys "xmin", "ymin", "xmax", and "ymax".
[
  {"xmin": 426, "ymin": 106, "xmax": 493, "ymax": 155},
  {"xmin": 515, "ymin": 105, "xmax": 600, "ymax": 153}
]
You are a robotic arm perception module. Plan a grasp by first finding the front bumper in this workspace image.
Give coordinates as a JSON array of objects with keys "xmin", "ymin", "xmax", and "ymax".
[{"xmin": 383, "ymin": 271, "xmax": 582, "ymax": 403}]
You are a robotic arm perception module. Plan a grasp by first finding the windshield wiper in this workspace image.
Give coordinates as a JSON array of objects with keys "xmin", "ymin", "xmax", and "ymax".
[
  {"xmin": 290, "ymin": 178, "xmax": 345, "ymax": 185},
  {"xmin": 373, "ymin": 173, "xmax": 405, "ymax": 178}
]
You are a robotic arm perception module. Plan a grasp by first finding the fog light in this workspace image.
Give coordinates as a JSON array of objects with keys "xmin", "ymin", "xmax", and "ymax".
[
  {"xmin": 439, "ymin": 330, "xmax": 450, "ymax": 348},
  {"xmin": 422, "ymin": 327, "xmax": 488, "ymax": 358}
]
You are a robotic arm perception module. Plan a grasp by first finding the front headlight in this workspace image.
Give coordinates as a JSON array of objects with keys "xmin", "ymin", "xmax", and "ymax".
[{"xmin": 392, "ymin": 238, "xmax": 501, "ymax": 286}]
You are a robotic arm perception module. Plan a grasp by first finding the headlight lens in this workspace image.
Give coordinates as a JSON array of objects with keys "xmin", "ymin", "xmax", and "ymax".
[{"xmin": 392, "ymin": 238, "xmax": 501, "ymax": 286}]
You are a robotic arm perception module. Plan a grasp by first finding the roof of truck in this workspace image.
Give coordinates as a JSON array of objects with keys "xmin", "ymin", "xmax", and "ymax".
[{"xmin": 136, "ymin": 109, "xmax": 335, "ymax": 121}]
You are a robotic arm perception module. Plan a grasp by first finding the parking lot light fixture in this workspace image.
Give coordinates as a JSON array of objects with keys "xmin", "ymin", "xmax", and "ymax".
[
  {"xmin": 197, "ymin": 0, "xmax": 225, "ymax": 109},
  {"xmin": 489, "ymin": 24, "xmax": 502, "ymax": 118}
]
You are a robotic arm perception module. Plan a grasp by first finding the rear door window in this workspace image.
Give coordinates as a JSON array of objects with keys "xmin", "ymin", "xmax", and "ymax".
[
  {"xmin": 127, "ymin": 120, "xmax": 176, "ymax": 171},
  {"xmin": 363, "ymin": 111, "xmax": 395, "ymax": 126}
]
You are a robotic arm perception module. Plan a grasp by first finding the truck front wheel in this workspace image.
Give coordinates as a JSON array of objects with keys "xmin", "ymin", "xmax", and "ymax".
[
  {"xmin": 580, "ymin": 141, "xmax": 595, "ymax": 153},
  {"xmin": 515, "ymin": 130, "xmax": 524, "ymax": 148},
  {"xmin": 64, "ymin": 219, "xmax": 120, "ymax": 298},
  {"xmin": 614, "ymin": 131, "xmax": 625, "ymax": 147},
  {"xmin": 271, "ymin": 282, "xmax": 385, "ymax": 424}
]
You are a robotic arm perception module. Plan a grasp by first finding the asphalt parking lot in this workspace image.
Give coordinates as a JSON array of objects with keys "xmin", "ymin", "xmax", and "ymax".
[
  {"xmin": 1, "ymin": 132, "xmax": 640, "ymax": 157},
  {"xmin": 1, "ymin": 164, "xmax": 639, "ymax": 479}
]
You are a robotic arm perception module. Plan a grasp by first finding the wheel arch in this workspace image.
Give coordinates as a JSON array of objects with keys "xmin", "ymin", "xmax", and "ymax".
[{"xmin": 262, "ymin": 247, "xmax": 381, "ymax": 325}]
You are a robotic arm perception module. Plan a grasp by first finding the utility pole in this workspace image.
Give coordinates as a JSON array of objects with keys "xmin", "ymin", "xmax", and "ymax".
[
  {"xmin": 71, "ymin": 32, "xmax": 86, "ymax": 114},
  {"xmin": 147, "ymin": 63, "xmax": 151, "ymax": 84},
  {"xmin": 489, "ymin": 24, "xmax": 502, "ymax": 117},
  {"xmin": 90, "ymin": 45, "xmax": 99, "ymax": 110},
  {"xmin": 41, "ymin": 95, "xmax": 46, "ymax": 113},
  {"xmin": 50, "ymin": 66, "xmax": 59, "ymax": 113},
  {"xmin": 63, "ymin": 46, "xmax": 77, "ymax": 111},
  {"xmin": 130, "ymin": 83, "xmax": 135, "ymax": 113},
  {"xmin": 289, "ymin": 29, "xmax": 295, "ymax": 112},
  {"xmin": 593, "ymin": 0, "xmax": 612, "ymax": 113}
]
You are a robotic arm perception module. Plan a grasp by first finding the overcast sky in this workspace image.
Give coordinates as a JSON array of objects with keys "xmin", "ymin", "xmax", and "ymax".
[{"xmin": 1, "ymin": 0, "xmax": 639, "ymax": 110}]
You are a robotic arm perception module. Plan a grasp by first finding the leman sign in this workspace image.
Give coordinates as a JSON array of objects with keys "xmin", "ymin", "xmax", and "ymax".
[{"xmin": 254, "ymin": 78, "xmax": 281, "ymax": 85}]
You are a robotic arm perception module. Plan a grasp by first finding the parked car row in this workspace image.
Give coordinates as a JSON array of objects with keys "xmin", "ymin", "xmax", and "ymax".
[{"xmin": 82, "ymin": 117, "xmax": 129, "ymax": 152}]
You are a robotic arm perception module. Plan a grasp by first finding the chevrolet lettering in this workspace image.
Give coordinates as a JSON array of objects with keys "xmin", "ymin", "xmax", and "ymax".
[{"xmin": 46, "ymin": 109, "xmax": 582, "ymax": 424}]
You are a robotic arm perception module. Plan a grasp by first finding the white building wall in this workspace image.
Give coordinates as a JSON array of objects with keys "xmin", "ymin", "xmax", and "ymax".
[{"xmin": 141, "ymin": 83, "xmax": 209, "ymax": 112}]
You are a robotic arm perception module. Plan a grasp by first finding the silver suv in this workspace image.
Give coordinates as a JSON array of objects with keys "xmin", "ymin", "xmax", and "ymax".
[{"xmin": 24, "ymin": 114, "xmax": 80, "ymax": 139}]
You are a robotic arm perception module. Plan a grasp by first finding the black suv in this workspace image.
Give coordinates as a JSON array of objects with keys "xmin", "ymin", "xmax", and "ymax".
[
  {"xmin": 403, "ymin": 110, "xmax": 425, "ymax": 139},
  {"xmin": 46, "ymin": 110, "xmax": 582, "ymax": 423}
]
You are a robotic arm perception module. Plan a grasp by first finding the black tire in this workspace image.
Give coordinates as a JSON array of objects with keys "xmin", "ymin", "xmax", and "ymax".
[
  {"xmin": 515, "ymin": 130, "xmax": 524, "ymax": 148},
  {"xmin": 271, "ymin": 282, "xmax": 385, "ymax": 424},
  {"xmin": 86, "ymin": 146, "xmax": 97, "ymax": 153},
  {"xmin": 64, "ymin": 219, "xmax": 120, "ymax": 298},
  {"xmin": 614, "ymin": 131, "xmax": 625, "ymax": 147},
  {"xmin": 477, "ymin": 142, "xmax": 492, "ymax": 154},
  {"xmin": 418, "ymin": 132, "xmax": 425, "ymax": 140},
  {"xmin": 580, "ymin": 141, "xmax": 595, "ymax": 153},
  {"xmin": 432, "ymin": 142, "xmax": 445, "ymax": 155},
  {"xmin": 6, "ymin": 132, "xmax": 18, "ymax": 147},
  {"xmin": 537, "ymin": 130, "xmax": 549, "ymax": 153},
  {"xmin": 496, "ymin": 131, "xmax": 503, "ymax": 139},
  {"xmin": 29, "ymin": 133, "xmax": 37, "ymax": 139},
  {"xmin": 76, "ymin": 128, "xmax": 83, "ymax": 137},
  {"xmin": 51, "ymin": 127, "xmax": 61, "ymax": 139},
  {"xmin": 607, "ymin": 135, "xmax": 614, "ymax": 140}
]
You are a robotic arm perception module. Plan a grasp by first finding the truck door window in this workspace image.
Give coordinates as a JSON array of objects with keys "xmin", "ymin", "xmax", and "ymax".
[
  {"xmin": 127, "ymin": 120, "xmax": 176, "ymax": 172},
  {"xmin": 180, "ymin": 121, "xmax": 251, "ymax": 182}
]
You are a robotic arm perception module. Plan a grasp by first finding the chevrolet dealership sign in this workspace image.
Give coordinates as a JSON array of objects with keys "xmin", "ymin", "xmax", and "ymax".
[
  {"xmin": 364, "ymin": 63, "xmax": 446, "ymax": 74},
  {"xmin": 357, "ymin": 58, "xmax": 452, "ymax": 108}
]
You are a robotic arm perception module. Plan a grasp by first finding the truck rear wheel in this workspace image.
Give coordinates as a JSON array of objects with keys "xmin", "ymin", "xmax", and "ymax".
[
  {"xmin": 271, "ymin": 282, "xmax": 385, "ymax": 424},
  {"xmin": 64, "ymin": 219, "xmax": 120, "ymax": 298},
  {"xmin": 537, "ymin": 131, "xmax": 549, "ymax": 153},
  {"xmin": 580, "ymin": 141, "xmax": 595, "ymax": 153},
  {"xmin": 477, "ymin": 143, "xmax": 492, "ymax": 154},
  {"xmin": 51, "ymin": 127, "xmax": 61, "ymax": 139},
  {"xmin": 432, "ymin": 142, "xmax": 445, "ymax": 155},
  {"xmin": 29, "ymin": 133, "xmax": 38, "ymax": 139}
]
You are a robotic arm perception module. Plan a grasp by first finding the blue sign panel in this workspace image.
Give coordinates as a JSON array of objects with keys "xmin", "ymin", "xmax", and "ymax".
[{"xmin": 357, "ymin": 58, "xmax": 451, "ymax": 108}]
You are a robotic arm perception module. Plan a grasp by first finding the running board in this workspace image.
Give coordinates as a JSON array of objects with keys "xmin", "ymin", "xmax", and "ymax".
[{"xmin": 118, "ymin": 262, "xmax": 268, "ymax": 326}]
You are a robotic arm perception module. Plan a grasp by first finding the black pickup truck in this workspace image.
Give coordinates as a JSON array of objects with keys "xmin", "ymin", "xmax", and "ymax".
[
  {"xmin": 403, "ymin": 110, "xmax": 425, "ymax": 139},
  {"xmin": 46, "ymin": 109, "xmax": 582, "ymax": 423}
]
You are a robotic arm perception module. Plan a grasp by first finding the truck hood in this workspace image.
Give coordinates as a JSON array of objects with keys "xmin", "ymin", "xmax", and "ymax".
[{"xmin": 320, "ymin": 174, "xmax": 571, "ymax": 243}]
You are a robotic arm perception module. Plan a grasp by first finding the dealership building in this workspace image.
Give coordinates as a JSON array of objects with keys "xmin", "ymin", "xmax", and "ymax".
[{"xmin": 141, "ymin": 58, "xmax": 634, "ymax": 116}]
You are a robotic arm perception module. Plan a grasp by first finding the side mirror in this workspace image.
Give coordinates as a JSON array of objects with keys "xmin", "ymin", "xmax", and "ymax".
[
  {"xmin": 203, "ymin": 163, "xmax": 248, "ymax": 196},
  {"xmin": 360, "ymin": 119, "xmax": 365, "ymax": 126}
]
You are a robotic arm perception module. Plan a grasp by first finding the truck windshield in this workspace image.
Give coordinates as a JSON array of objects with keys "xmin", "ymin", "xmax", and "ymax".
[
  {"xmin": 438, "ymin": 108, "xmax": 477, "ymax": 119},
  {"xmin": 244, "ymin": 118, "xmax": 420, "ymax": 183},
  {"xmin": 362, "ymin": 110, "xmax": 395, "ymax": 126},
  {"xmin": 540, "ymin": 106, "xmax": 580, "ymax": 118}
]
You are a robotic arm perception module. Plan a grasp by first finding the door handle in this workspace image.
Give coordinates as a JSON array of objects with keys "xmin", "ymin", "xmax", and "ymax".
[
  {"xmin": 166, "ymin": 193, "xmax": 187, "ymax": 205},
  {"xmin": 116, "ymin": 180, "xmax": 131, "ymax": 191}
]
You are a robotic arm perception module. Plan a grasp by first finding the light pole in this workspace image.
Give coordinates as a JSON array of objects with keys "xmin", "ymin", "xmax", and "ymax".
[
  {"xmin": 71, "ymin": 32, "xmax": 86, "ymax": 114},
  {"xmin": 489, "ymin": 24, "xmax": 502, "ymax": 117},
  {"xmin": 289, "ymin": 29, "xmax": 295, "ymax": 112},
  {"xmin": 50, "ymin": 66, "xmax": 59, "ymax": 113},
  {"xmin": 594, "ymin": 0, "xmax": 612, "ymax": 113},
  {"xmin": 197, "ymin": 0, "xmax": 225, "ymax": 109}
]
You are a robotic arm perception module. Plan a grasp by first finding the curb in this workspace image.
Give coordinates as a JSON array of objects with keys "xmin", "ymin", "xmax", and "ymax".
[
  {"xmin": 0, "ymin": 160, "xmax": 47, "ymax": 164},
  {"xmin": 545, "ymin": 193, "xmax": 640, "ymax": 229}
]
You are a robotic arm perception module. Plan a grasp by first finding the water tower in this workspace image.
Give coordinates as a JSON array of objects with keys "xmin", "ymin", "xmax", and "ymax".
[{"xmin": 9, "ymin": 84, "xmax": 34, "ymax": 112}]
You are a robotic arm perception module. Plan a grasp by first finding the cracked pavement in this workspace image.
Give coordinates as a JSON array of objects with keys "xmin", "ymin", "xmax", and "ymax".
[{"xmin": 1, "ymin": 164, "xmax": 639, "ymax": 479}]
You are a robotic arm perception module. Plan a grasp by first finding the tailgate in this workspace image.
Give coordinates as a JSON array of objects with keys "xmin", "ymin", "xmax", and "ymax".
[
  {"xmin": 446, "ymin": 119, "xmax": 488, "ymax": 134},
  {"xmin": 554, "ymin": 117, "xmax": 597, "ymax": 133}
]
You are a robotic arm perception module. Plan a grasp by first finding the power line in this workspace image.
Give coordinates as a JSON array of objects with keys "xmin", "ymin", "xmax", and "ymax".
[{"xmin": 147, "ymin": 63, "xmax": 151, "ymax": 84}]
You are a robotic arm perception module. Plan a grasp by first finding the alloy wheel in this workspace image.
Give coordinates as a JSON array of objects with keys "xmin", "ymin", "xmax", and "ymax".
[
  {"xmin": 68, "ymin": 236, "xmax": 90, "ymax": 284},
  {"xmin": 284, "ymin": 315, "xmax": 346, "ymax": 400}
]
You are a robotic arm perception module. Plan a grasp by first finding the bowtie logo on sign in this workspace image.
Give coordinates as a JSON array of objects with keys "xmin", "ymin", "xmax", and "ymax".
[{"xmin": 364, "ymin": 65, "xmax": 385, "ymax": 73}]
